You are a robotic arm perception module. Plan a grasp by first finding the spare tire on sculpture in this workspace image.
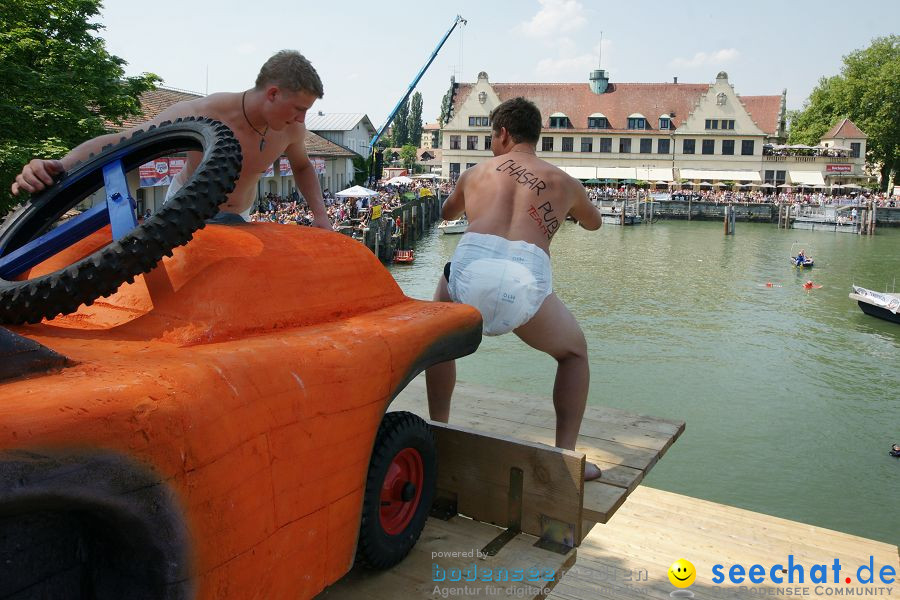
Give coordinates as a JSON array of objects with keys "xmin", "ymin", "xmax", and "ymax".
[{"xmin": 0, "ymin": 117, "xmax": 242, "ymax": 325}]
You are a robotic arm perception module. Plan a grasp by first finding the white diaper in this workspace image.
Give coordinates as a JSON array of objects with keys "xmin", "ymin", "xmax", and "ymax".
[{"xmin": 448, "ymin": 232, "xmax": 552, "ymax": 336}]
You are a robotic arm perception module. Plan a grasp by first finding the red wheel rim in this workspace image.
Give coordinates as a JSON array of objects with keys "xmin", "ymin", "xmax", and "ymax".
[{"xmin": 379, "ymin": 447, "xmax": 424, "ymax": 535}]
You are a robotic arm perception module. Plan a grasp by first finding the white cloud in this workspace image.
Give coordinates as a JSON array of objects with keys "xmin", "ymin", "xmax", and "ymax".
[
  {"xmin": 534, "ymin": 40, "xmax": 612, "ymax": 81},
  {"xmin": 519, "ymin": 0, "xmax": 587, "ymax": 38},
  {"xmin": 670, "ymin": 48, "xmax": 739, "ymax": 69}
]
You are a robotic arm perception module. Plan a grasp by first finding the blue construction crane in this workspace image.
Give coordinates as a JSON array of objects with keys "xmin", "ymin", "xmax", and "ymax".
[{"xmin": 368, "ymin": 14, "xmax": 466, "ymax": 157}]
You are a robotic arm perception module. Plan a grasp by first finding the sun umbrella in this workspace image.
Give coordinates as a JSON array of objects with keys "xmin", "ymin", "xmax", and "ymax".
[{"xmin": 336, "ymin": 185, "xmax": 379, "ymax": 198}]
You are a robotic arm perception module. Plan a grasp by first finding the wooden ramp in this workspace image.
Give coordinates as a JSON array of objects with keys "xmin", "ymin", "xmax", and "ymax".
[
  {"xmin": 319, "ymin": 378, "xmax": 685, "ymax": 599},
  {"xmin": 392, "ymin": 377, "xmax": 685, "ymax": 529}
]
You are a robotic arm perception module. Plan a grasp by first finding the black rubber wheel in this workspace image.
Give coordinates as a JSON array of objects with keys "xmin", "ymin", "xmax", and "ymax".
[
  {"xmin": 0, "ymin": 117, "xmax": 242, "ymax": 325},
  {"xmin": 357, "ymin": 411, "xmax": 436, "ymax": 569}
]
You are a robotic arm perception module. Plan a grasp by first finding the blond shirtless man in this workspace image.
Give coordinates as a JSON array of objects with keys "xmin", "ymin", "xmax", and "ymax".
[
  {"xmin": 11, "ymin": 50, "xmax": 331, "ymax": 229},
  {"xmin": 425, "ymin": 97, "xmax": 604, "ymax": 480}
]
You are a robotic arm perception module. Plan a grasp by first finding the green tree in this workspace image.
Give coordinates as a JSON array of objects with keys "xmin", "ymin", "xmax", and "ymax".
[
  {"xmin": 788, "ymin": 35, "xmax": 900, "ymax": 190},
  {"xmin": 407, "ymin": 92, "xmax": 423, "ymax": 147},
  {"xmin": 391, "ymin": 98, "xmax": 409, "ymax": 147},
  {"xmin": 438, "ymin": 82, "xmax": 454, "ymax": 126},
  {"xmin": 399, "ymin": 144, "xmax": 417, "ymax": 171},
  {"xmin": 0, "ymin": 0, "xmax": 159, "ymax": 215}
]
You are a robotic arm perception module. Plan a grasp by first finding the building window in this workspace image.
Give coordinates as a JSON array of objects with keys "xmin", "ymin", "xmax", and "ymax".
[
  {"xmin": 541, "ymin": 137, "xmax": 554, "ymax": 152},
  {"xmin": 550, "ymin": 116, "xmax": 571, "ymax": 129},
  {"xmin": 702, "ymin": 139, "xmax": 715, "ymax": 155},
  {"xmin": 741, "ymin": 140, "xmax": 755, "ymax": 156},
  {"xmin": 561, "ymin": 137, "xmax": 574, "ymax": 152},
  {"xmin": 659, "ymin": 117, "xmax": 671, "ymax": 130},
  {"xmin": 640, "ymin": 138, "xmax": 652, "ymax": 154},
  {"xmin": 683, "ymin": 139, "xmax": 695, "ymax": 154},
  {"xmin": 468, "ymin": 116, "xmax": 490, "ymax": 126},
  {"xmin": 850, "ymin": 142, "xmax": 861, "ymax": 158},
  {"xmin": 449, "ymin": 135, "xmax": 461, "ymax": 150},
  {"xmin": 484, "ymin": 136, "xmax": 492, "ymax": 150},
  {"xmin": 705, "ymin": 119, "xmax": 719, "ymax": 130},
  {"xmin": 721, "ymin": 120, "xmax": 735, "ymax": 130},
  {"xmin": 598, "ymin": 137, "xmax": 612, "ymax": 153},
  {"xmin": 449, "ymin": 163, "xmax": 460, "ymax": 180},
  {"xmin": 581, "ymin": 137, "xmax": 593, "ymax": 152},
  {"xmin": 627, "ymin": 117, "xmax": 646, "ymax": 130},
  {"xmin": 466, "ymin": 163, "xmax": 476, "ymax": 169},
  {"xmin": 722, "ymin": 140, "xmax": 735, "ymax": 155},
  {"xmin": 657, "ymin": 138, "xmax": 670, "ymax": 154},
  {"xmin": 466, "ymin": 135, "xmax": 478, "ymax": 150},
  {"xmin": 588, "ymin": 117, "xmax": 609, "ymax": 129},
  {"xmin": 619, "ymin": 138, "xmax": 631, "ymax": 153}
]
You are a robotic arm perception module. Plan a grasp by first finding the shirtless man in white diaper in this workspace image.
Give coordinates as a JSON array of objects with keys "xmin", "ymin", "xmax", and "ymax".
[{"xmin": 425, "ymin": 97, "xmax": 604, "ymax": 480}]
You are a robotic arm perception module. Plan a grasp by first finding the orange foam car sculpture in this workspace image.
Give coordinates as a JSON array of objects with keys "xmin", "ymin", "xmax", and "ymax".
[{"xmin": 0, "ymin": 119, "xmax": 481, "ymax": 599}]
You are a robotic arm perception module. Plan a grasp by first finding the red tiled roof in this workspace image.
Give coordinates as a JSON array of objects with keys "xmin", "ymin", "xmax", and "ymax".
[
  {"xmin": 106, "ymin": 87, "xmax": 203, "ymax": 131},
  {"xmin": 739, "ymin": 95, "xmax": 782, "ymax": 136},
  {"xmin": 822, "ymin": 118, "xmax": 867, "ymax": 139},
  {"xmin": 106, "ymin": 87, "xmax": 353, "ymax": 158},
  {"xmin": 451, "ymin": 82, "xmax": 782, "ymax": 135}
]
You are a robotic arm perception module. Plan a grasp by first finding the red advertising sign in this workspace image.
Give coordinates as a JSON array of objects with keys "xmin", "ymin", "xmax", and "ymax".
[{"xmin": 826, "ymin": 164, "xmax": 852, "ymax": 173}]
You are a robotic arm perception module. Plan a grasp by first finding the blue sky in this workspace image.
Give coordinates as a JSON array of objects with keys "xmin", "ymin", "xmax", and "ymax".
[{"xmin": 98, "ymin": 0, "xmax": 895, "ymax": 128}]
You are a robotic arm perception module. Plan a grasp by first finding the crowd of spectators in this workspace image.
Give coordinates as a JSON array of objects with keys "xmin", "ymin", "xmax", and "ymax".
[
  {"xmin": 248, "ymin": 179, "xmax": 444, "ymax": 231},
  {"xmin": 586, "ymin": 186, "xmax": 896, "ymax": 207}
]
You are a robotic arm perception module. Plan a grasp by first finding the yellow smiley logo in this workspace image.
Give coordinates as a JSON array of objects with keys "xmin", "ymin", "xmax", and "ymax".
[{"xmin": 668, "ymin": 558, "xmax": 696, "ymax": 588}]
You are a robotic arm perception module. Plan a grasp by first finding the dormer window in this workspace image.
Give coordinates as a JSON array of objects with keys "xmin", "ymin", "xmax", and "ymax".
[
  {"xmin": 468, "ymin": 116, "xmax": 490, "ymax": 127},
  {"xmin": 627, "ymin": 114, "xmax": 647, "ymax": 130},
  {"xmin": 659, "ymin": 115, "xmax": 671, "ymax": 130},
  {"xmin": 549, "ymin": 112, "xmax": 571, "ymax": 129},
  {"xmin": 588, "ymin": 113, "xmax": 609, "ymax": 129}
]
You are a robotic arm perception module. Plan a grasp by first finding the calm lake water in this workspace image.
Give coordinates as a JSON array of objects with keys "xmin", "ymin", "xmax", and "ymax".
[{"xmin": 389, "ymin": 219, "xmax": 900, "ymax": 545}]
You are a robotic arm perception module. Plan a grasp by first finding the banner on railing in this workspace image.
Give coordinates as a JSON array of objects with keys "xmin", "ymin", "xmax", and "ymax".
[
  {"xmin": 826, "ymin": 164, "xmax": 852, "ymax": 173},
  {"xmin": 139, "ymin": 157, "xmax": 186, "ymax": 187}
]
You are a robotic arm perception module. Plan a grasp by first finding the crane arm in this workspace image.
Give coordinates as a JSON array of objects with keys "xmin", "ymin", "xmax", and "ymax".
[{"xmin": 368, "ymin": 15, "xmax": 466, "ymax": 152}]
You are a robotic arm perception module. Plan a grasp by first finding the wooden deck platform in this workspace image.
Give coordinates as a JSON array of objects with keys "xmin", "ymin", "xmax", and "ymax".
[{"xmin": 320, "ymin": 378, "xmax": 898, "ymax": 599}]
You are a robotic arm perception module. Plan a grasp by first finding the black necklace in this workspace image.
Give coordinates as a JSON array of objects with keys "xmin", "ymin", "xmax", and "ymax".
[{"xmin": 241, "ymin": 91, "xmax": 269, "ymax": 151}]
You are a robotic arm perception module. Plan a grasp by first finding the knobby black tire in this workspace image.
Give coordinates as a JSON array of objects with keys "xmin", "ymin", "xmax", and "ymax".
[
  {"xmin": 0, "ymin": 117, "xmax": 242, "ymax": 325},
  {"xmin": 357, "ymin": 411, "xmax": 436, "ymax": 570}
]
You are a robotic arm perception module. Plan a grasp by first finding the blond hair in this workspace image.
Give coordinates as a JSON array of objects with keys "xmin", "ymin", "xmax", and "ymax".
[{"xmin": 255, "ymin": 50, "xmax": 324, "ymax": 98}]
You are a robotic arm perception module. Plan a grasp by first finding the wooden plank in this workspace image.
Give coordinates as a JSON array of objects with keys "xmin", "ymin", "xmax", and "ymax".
[
  {"xmin": 394, "ymin": 378, "xmax": 685, "ymax": 433},
  {"xmin": 319, "ymin": 516, "xmax": 575, "ymax": 600},
  {"xmin": 431, "ymin": 422, "xmax": 585, "ymax": 544}
]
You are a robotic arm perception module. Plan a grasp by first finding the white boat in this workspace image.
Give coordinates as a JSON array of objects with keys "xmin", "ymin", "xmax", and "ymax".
[
  {"xmin": 849, "ymin": 286, "xmax": 900, "ymax": 324},
  {"xmin": 791, "ymin": 205, "xmax": 858, "ymax": 233},
  {"xmin": 600, "ymin": 210, "xmax": 642, "ymax": 225},
  {"xmin": 438, "ymin": 218, "xmax": 467, "ymax": 234}
]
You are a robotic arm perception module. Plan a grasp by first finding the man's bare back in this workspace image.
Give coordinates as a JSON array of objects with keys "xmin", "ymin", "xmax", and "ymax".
[{"xmin": 455, "ymin": 152, "xmax": 588, "ymax": 254}]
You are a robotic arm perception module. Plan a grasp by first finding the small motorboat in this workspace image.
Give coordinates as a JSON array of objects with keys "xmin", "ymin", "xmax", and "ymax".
[
  {"xmin": 438, "ymin": 218, "xmax": 467, "ymax": 234},
  {"xmin": 393, "ymin": 249, "xmax": 415, "ymax": 264},
  {"xmin": 791, "ymin": 256, "xmax": 814, "ymax": 268},
  {"xmin": 849, "ymin": 285, "xmax": 900, "ymax": 324}
]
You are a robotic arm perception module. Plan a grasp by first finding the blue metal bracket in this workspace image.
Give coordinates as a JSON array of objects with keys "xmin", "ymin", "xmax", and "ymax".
[
  {"xmin": 102, "ymin": 159, "xmax": 138, "ymax": 241},
  {"xmin": 0, "ymin": 204, "xmax": 110, "ymax": 279}
]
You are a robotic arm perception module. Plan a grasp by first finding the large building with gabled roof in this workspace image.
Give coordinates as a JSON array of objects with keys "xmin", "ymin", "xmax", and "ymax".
[{"xmin": 440, "ymin": 70, "xmax": 868, "ymax": 189}]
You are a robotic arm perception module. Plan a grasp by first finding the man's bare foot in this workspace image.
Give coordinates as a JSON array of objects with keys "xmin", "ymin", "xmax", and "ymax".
[{"xmin": 585, "ymin": 462, "xmax": 602, "ymax": 481}]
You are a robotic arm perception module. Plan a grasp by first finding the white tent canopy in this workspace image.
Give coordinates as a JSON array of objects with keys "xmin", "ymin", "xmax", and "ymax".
[
  {"xmin": 559, "ymin": 166, "xmax": 597, "ymax": 179},
  {"xmin": 788, "ymin": 171, "xmax": 826, "ymax": 186},
  {"xmin": 386, "ymin": 175, "xmax": 413, "ymax": 185},
  {"xmin": 678, "ymin": 169, "xmax": 762, "ymax": 182},
  {"xmin": 336, "ymin": 185, "xmax": 378, "ymax": 198},
  {"xmin": 411, "ymin": 173, "xmax": 440, "ymax": 180}
]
